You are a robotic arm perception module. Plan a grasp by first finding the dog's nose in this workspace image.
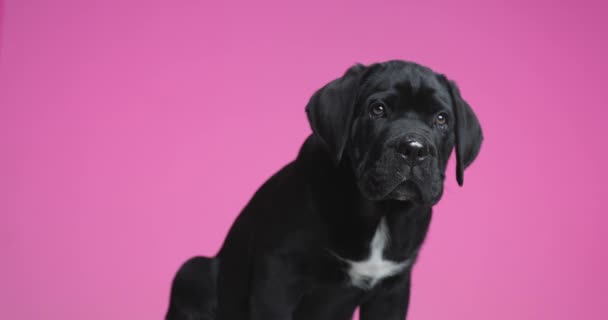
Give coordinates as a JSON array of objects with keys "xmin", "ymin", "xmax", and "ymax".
[{"xmin": 398, "ymin": 138, "xmax": 429, "ymax": 166}]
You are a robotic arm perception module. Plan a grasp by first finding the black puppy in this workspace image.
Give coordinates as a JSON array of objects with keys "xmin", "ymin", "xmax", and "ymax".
[{"xmin": 166, "ymin": 60, "xmax": 483, "ymax": 320}]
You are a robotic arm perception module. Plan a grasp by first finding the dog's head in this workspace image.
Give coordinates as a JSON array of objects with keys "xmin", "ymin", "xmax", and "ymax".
[{"xmin": 306, "ymin": 60, "xmax": 482, "ymax": 205}]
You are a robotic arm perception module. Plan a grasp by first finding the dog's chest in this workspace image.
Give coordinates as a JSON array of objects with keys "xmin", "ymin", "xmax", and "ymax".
[{"xmin": 340, "ymin": 218, "xmax": 411, "ymax": 290}]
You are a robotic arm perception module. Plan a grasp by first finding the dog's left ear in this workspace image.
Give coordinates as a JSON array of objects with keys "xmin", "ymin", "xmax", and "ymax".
[
  {"xmin": 440, "ymin": 75, "xmax": 483, "ymax": 186},
  {"xmin": 306, "ymin": 64, "xmax": 367, "ymax": 165}
]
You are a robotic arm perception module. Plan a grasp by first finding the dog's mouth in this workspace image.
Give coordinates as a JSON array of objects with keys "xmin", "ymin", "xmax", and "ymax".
[
  {"xmin": 356, "ymin": 154, "xmax": 442, "ymax": 205},
  {"xmin": 358, "ymin": 166, "xmax": 426, "ymax": 203},
  {"xmin": 385, "ymin": 180, "xmax": 422, "ymax": 202}
]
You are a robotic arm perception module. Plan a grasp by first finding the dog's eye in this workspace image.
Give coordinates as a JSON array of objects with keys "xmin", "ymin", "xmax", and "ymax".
[
  {"xmin": 435, "ymin": 113, "xmax": 448, "ymax": 126},
  {"xmin": 369, "ymin": 103, "xmax": 386, "ymax": 119}
]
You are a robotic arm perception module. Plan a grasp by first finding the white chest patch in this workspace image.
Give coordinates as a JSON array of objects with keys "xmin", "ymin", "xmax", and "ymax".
[{"xmin": 339, "ymin": 218, "xmax": 411, "ymax": 290}]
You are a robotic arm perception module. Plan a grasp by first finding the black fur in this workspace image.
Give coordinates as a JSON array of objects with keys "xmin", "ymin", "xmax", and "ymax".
[
  {"xmin": 166, "ymin": 257, "xmax": 219, "ymax": 320},
  {"xmin": 166, "ymin": 60, "xmax": 483, "ymax": 320}
]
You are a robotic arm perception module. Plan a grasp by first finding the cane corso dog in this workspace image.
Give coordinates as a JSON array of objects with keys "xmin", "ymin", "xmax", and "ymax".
[{"xmin": 166, "ymin": 60, "xmax": 483, "ymax": 320}]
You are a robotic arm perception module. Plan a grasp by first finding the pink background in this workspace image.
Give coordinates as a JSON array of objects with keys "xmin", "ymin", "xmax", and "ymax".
[{"xmin": 1, "ymin": 0, "xmax": 607, "ymax": 319}]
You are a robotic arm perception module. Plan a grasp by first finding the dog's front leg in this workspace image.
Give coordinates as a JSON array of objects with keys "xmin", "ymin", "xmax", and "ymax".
[
  {"xmin": 249, "ymin": 254, "xmax": 301, "ymax": 320},
  {"xmin": 359, "ymin": 274, "xmax": 411, "ymax": 320}
]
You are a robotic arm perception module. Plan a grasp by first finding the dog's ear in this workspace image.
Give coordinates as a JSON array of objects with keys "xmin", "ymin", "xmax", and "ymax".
[
  {"xmin": 306, "ymin": 64, "xmax": 367, "ymax": 165},
  {"xmin": 441, "ymin": 76, "xmax": 483, "ymax": 186}
]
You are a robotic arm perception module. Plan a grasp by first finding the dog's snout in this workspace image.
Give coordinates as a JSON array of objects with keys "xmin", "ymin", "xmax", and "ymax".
[{"xmin": 398, "ymin": 137, "xmax": 430, "ymax": 166}]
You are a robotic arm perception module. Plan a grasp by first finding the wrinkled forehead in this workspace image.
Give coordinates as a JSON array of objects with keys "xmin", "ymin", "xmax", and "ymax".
[{"xmin": 360, "ymin": 66, "xmax": 451, "ymax": 107}]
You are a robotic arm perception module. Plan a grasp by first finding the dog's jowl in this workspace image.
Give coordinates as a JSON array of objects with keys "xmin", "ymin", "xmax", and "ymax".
[{"xmin": 166, "ymin": 60, "xmax": 483, "ymax": 320}]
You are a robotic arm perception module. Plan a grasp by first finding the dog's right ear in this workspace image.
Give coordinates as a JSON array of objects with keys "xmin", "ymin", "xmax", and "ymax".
[
  {"xmin": 439, "ymin": 75, "xmax": 483, "ymax": 187},
  {"xmin": 305, "ymin": 64, "xmax": 367, "ymax": 166}
]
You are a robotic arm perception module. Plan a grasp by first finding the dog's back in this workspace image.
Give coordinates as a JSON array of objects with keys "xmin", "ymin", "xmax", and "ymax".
[{"xmin": 166, "ymin": 256, "xmax": 219, "ymax": 320}]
